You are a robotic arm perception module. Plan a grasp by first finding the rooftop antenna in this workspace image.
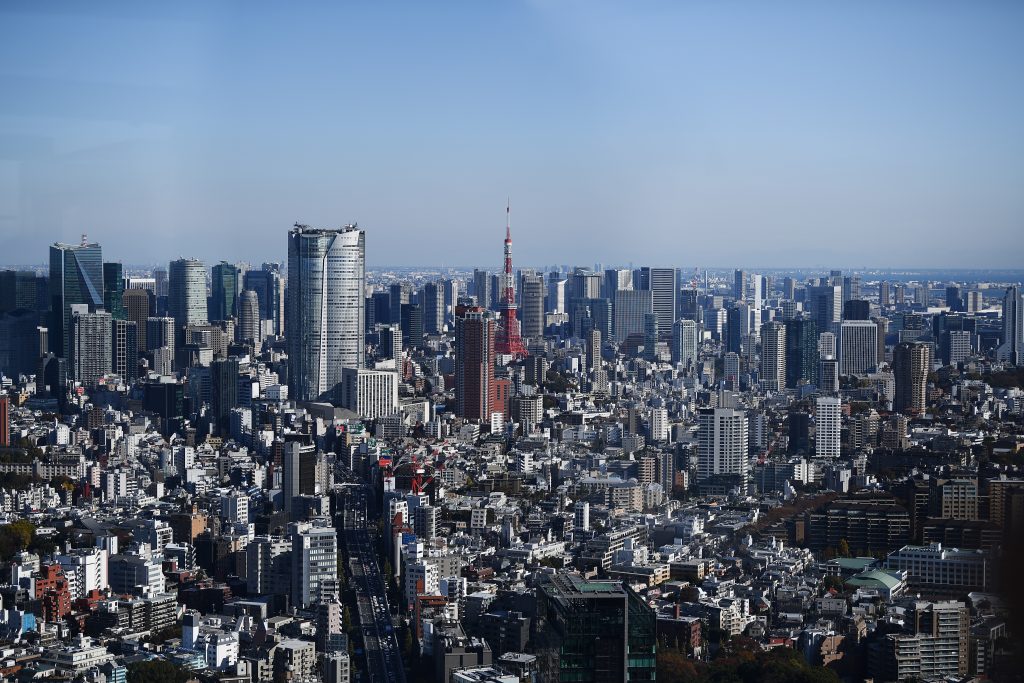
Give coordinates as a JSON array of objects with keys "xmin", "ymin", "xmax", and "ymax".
[{"xmin": 81, "ymin": 233, "xmax": 88, "ymax": 247}]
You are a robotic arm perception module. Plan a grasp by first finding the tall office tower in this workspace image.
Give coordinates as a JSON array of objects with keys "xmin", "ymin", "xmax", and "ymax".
[
  {"xmin": 472, "ymin": 269, "xmax": 492, "ymax": 310},
  {"xmin": 639, "ymin": 267, "xmax": 677, "ymax": 333},
  {"xmin": 915, "ymin": 284, "xmax": 930, "ymax": 307},
  {"xmin": 678, "ymin": 288, "xmax": 699, "ymax": 320},
  {"xmin": 441, "ymin": 278, "xmax": 459, "ymax": 317},
  {"xmin": 696, "ymin": 407, "xmax": 749, "ymax": 482},
  {"xmin": 495, "ymin": 205, "xmax": 527, "ymax": 357},
  {"xmin": 819, "ymin": 356, "xmax": 839, "ymax": 393},
  {"xmin": 748, "ymin": 272, "xmax": 762, "ymax": 338},
  {"xmin": 894, "ymin": 283, "xmax": 906, "ymax": 306},
  {"xmin": 168, "ymin": 258, "xmax": 208, "ymax": 332},
  {"xmin": 760, "ymin": 321, "xmax": 786, "ymax": 391},
  {"xmin": 879, "ymin": 281, "xmax": 890, "ymax": 308},
  {"xmin": 153, "ymin": 268, "xmax": 168, "ymax": 297},
  {"xmin": 286, "ymin": 225, "xmax": 365, "ymax": 403},
  {"xmin": 942, "ymin": 330, "xmax": 972, "ymax": 366},
  {"xmin": 872, "ymin": 317, "xmax": 888, "ymax": 366},
  {"xmin": 243, "ymin": 265, "xmax": 285, "ymax": 335},
  {"xmin": 945, "ymin": 285, "xmax": 963, "ymax": 312},
  {"xmin": 586, "ymin": 328, "xmax": 602, "ymax": 370},
  {"xmin": 421, "ymin": 281, "xmax": 444, "ymax": 335},
  {"xmin": 0, "ymin": 396, "xmax": 8, "ymax": 448},
  {"xmin": 723, "ymin": 352, "xmax": 741, "ymax": 387},
  {"xmin": 570, "ymin": 268, "xmax": 602, "ymax": 300},
  {"xmin": 50, "ymin": 240, "xmax": 104, "ymax": 358},
  {"xmin": 399, "ymin": 302, "xmax": 423, "ymax": 349},
  {"xmin": 829, "ymin": 269, "xmax": 843, "ymax": 286},
  {"xmin": 571, "ymin": 297, "xmax": 612, "ymax": 340},
  {"xmin": 455, "ymin": 306, "xmax": 496, "ymax": 422},
  {"xmin": 70, "ymin": 309, "xmax": 112, "ymax": 386},
  {"xmin": 642, "ymin": 313, "xmax": 659, "ymax": 362},
  {"xmin": 238, "ymin": 290, "xmax": 261, "ymax": 343},
  {"xmin": 122, "ymin": 289, "xmax": 151, "ymax": 351},
  {"xmin": 210, "ymin": 261, "xmax": 239, "ymax": 322},
  {"xmin": 815, "ymin": 396, "xmax": 841, "ymax": 458},
  {"xmin": 0, "ymin": 311, "xmax": 38, "ymax": 379},
  {"xmin": 111, "ymin": 320, "xmax": 138, "ymax": 381},
  {"xmin": 146, "ymin": 317, "xmax": 175, "ymax": 354},
  {"xmin": 842, "ymin": 299, "xmax": 870, "ymax": 321},
  {"xmin": 964, "ymin": 290, "xmax": 982, "ymax": 314},
  {"xmin": 211, "ymin": 357, "xmax": 239, "ymax": 436},
  {"xmin": 370, "ymin": 291, "xmax": 391, "ymax": 331},
  {"xmin": 808, "ymin": 284, "xmax": 842, "ymax": 334},
  {"xmin": 733, "ymin": 269, "xmax": 747, "ymax": 300},
  {"xmin": 613, "ymin": 289, "xmax": 652, "ymax": 343},
  {"xmin": 671, "ymin": 319, "xmax": 698, "ymax": 367},
  {"xmin": 785, "ymin": 318, "xmax": 818, "ymax": 388},
  {"xmin": 818, "ymin": 331, "xmax": 837, "ymax": 359},
  {"xmin": 102, "ymin": 262, "xmax": 125, "ymax": 321},
  {"xmin": 520, "ymin": 272, "xmax": 545, "ymax": 340},
  {"xmin": 894, "ymin": 342, "xmax": 931, "ymax": 416},
  {"xmin": 290, "ymin": 521, "xmax": 338, "ymax": 609},
  {"xmin": 725, "ymin": 303, "xmax": 746, "ymax": 354},
  {"xmin": 602, "ymin": 268, "xmax": 632, "ymax": 300},
  {"xmin": 0, "ymin": 270, "xmax": 38, "ymax": 313},
  {"xmin": 839, "ymin": 320, "xmax": 879, "ymax": 376},
  {"xmin": 341, "ymin": 367, "xmax": 398, "ymax": 419},
  {"xmin": 842, "ymin": 274, "xmax": 862, "ymax": 303},
  {"xmin": 536, "ymin": 574, "xmax": 657, "ymax": 683},
  {"xmin": 996, "ymin": 286, "xmax": 1023, "ymax": 365},
  {"xmin": 389, "ymin": 282, "xmax": 411, "ymax": 324},
  {"xmin": 546, "ymin": 274, "xmax": 567, "ymax": 314},
  {"xmin": 783, "ymin": 277, "xmax": 796, "ymax": 300},
  {"xmin": 378, "ymin": 324, "xmax": 402, "ymax": 363}
]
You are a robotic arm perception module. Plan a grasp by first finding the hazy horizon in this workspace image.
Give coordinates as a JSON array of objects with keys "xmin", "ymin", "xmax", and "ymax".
[{"xmin": 2, "ymin": 2, "xmax": 1023, "ymax": 268}]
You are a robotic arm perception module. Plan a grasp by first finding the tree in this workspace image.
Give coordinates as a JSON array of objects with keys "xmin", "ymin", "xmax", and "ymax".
[
  {"xmin": 838, "ymin": 539, "xmax": 851, "ymax": 558},
  {"xmin": 656, "ymin": 650, "xmax": 699, "ymax": 683}
]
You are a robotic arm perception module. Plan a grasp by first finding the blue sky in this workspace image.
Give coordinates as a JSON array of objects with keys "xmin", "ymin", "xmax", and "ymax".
[{"xmin": 1, "ymin": 1, "xmax": 1022, "ymax": 269}]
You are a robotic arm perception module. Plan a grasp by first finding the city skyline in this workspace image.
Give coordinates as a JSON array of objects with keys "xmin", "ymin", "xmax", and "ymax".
[{"xmin": 2, "ymin": 2, "xmax": 1023, "ymax": 268}]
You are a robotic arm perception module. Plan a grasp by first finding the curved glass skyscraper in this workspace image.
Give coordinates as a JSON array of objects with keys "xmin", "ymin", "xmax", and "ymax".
[{"xmin": 287, "ymin": 225, "xmax": 365, "ymax": 402}]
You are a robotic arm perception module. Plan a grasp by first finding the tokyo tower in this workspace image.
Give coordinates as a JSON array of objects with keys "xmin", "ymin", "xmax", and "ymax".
[{"xmin": 495, "ymin": 201, "xmax": 528, "ymax": 358}]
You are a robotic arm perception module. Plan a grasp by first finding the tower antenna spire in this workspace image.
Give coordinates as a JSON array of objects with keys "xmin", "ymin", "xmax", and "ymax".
[{"xmin": 506, "ymin": 197, "xmax": 511, "ymax": 240}]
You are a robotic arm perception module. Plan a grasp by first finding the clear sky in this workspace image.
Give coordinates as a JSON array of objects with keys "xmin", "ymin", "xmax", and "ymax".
[{"xmin": 1, "ymin": 1, "xmax": 1022, "ymax": 270}]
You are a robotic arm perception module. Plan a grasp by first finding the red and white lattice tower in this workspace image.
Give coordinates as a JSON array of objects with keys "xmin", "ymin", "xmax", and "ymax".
[{"xmin": 495, "ymin": 200, "xmax": 528, "ymax": 358}]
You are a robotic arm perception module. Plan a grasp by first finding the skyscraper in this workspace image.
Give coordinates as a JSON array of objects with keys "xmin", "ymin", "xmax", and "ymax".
[
  {"xmin": 211, "ymin": 357, "xmax": 239, "ymax": 436},
  {"xmin": 102, "ymin": 262, "xmax": 125, "ymax": 321},
  {"xmin": 671, "ymin": 319, "xmax": 698, "ymax": 367},
  {"xmin": 111, "ymin": 319, "xmax": 138, "ymax": 382},
  {"xmin": 421, "ymin": 281, "xmax": 444, "ymax": 335},
  {"xmin": 50, "ymin": 240, "xmax": 104, "ymax": 358},
  {"xmin": 168, "ymin": 258, "xmax": 208, "ymax": 330},
  {"xmin": 455, "ymin": 306, "xmax": 495, "ymax": 422},
  {"xmin": 639, "ymin": 267, "xmax": 677, "ymax": 334},
  {"xmin": 210, "ymin": 261, "xmax": 239, "ymax": 322},
  {"xmin": 643, "ymin": 313, "xmax": 659, "ymax": 362},
  {"xmin": 760, "ymin": 321, "xmax": 786, "ymax": 392},
  {"xmin": 894, "ymin": 342, "xmax": 930, "ymax": 416},
  {"xmin": 70, "ymin": 309, "xmax": 112, "ymax": 386},
  {"xmin": 697, "ymin": 407, "xmax": 749, "ymax": 482},
  {"xmin": 815, "ymin": 396, "xmax": 841, "ymax": 458},
  {"xmin": 613, "ymin": 289, "xmax": 652, "ymax": 343},
  {"xmin": 472, "ymin": 269, "xmax": 491, "ymax": 310},
  {"xmin": 122, "ymin": 289, "xmax": 151, "ymax": 351},
  {"xmin": 733, "ymin": 269, "xmax": 747, "ymax": 300},
  {"xmin": 243, "ymin": 265, "xmax": 285, "ymax": 335},
  {"xmin": 996, "ymin": 286, "xmax": 1022, "ymax": 365},
  {"xmin": 238, "ymin": 289, "xmax": 261, "ymax": 343},
  {"xmin": 286, "ymin": 225, "xmax": 365, "ymax": 403},
  {"xmin": 839, "ymin": 320, "xmax": 879, "ymax": 376},
  {"xmin": 785, "ymin": 318, "xmax": 817, "ymax": 388},
  {"xmin": 519, "ymin": 271, "xmax": 546, "ymax": 340},
  {"xmin": 808, "ymin": 284, "xmax": 842, "ymax": 335},
  {"xmin": 495, "ymin": 204, "xmax": 527, "ymax": 358},
  {"xmin": 290, "ymin": 521, "xmax": 338, "ymax": 609}
]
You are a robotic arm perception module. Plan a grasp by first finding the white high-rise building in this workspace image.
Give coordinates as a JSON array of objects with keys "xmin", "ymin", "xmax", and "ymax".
[
  {"xmin": 286, "ymin": 225, "xmax": 365, "ymax": 402},
  {"xmin": 818, "ymin": 331, "xmax": 837, "ymax": 359},
  {"xmin": 291, "ymin": 521, "xmax": 338, "ymax": 609},
  {"xmin": 649, "ymin": 407, "xmax": 669, "ymax": 442},
  {"xmin": 574, "ymin": 501, "xmax": 590, "ymax": 532},
  {"xmin": 815, "ymin": 396, "xmax": 841, "ymax": 458},
  {"xmin": 839, "ymin": 320, "xmax": 879, "ymax": 376},
  {"xmin": 340, "ymin": 368, "xmax": 398, "ymax": 419},
  {"xmin": 672, "ymin": 319, "xmax": 698, "ymax": 367},
  {"xmin": 760, "ymin": 321, "xmax": 786, "ymax": 391},
  {"xmin": 696, "ymin": 408, "xmax": 749, "ymax": 482},
  {"xmin": 997, "ymin": 286, "xmax": 1022, "ymax": 365}
]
